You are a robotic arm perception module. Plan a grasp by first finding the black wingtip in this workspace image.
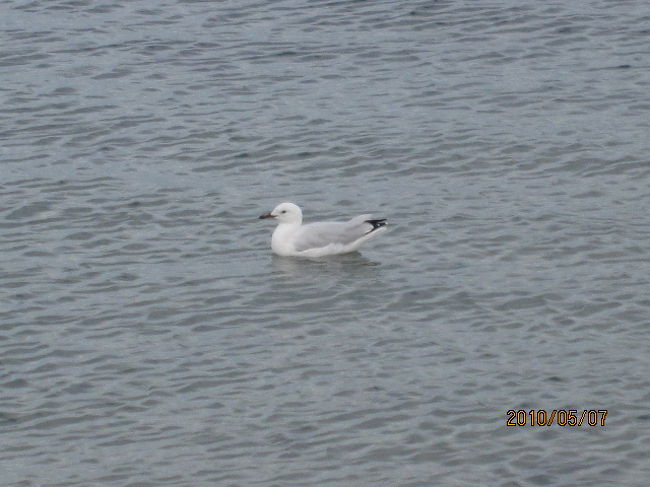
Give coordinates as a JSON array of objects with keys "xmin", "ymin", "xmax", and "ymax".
[{"xmin": 365, "ymin": 219, "xmax": 387, "ymax": 231}]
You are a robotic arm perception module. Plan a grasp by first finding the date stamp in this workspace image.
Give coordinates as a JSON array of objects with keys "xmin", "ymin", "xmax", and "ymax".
[{"xmin": 506, "ymin": 409, "xmax": 607, "ymax": 426}]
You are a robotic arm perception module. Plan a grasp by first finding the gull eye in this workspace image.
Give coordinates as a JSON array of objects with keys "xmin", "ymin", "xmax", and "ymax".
[{"xmin": 281, "ymin": 210, "xmax": 287, "ymax": 214}]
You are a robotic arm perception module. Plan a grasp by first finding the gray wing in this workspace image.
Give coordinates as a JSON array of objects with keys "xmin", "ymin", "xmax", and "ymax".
[{"xmin": 293, "ymin": 214, "xmax": 373, "ymax": 252}]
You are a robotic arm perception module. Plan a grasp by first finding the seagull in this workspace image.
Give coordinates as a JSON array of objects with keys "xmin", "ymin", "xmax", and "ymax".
[{"xmin": 259, "ymin": 202, "xmax": 387, "ymax": 257}]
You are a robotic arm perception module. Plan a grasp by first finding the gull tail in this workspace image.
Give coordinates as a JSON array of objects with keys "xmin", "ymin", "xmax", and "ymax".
[{"xmin": 365, "ymin": 219, "xmax": 387, "ymax": 233}]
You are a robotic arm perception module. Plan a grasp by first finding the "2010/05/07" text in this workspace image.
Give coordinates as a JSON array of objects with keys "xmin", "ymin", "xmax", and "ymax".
[{"xmin": 507, "ymin": 409, "xmax": 607, "ymax": 426}]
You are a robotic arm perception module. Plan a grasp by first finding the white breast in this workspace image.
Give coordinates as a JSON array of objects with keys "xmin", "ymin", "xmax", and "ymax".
[{"xmin": 271, "ymin": 223, "xmax": 300, "ymax": 256}]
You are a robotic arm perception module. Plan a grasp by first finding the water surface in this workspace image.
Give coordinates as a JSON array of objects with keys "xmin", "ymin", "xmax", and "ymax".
[{"xmin": 2, "ymin": 1, "xmax": 650, "ymax": 486}]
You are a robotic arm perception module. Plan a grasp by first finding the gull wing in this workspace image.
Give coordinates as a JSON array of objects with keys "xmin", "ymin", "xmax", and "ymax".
[{"xmin": 293, "ymin": 214, "xmax": 377, "ymax": 252}]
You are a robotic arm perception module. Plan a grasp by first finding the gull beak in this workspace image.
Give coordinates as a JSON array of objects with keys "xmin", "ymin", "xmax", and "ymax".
[{"xmin": 259, "ymin": 212, "xmax": 276, "ymax": 219}]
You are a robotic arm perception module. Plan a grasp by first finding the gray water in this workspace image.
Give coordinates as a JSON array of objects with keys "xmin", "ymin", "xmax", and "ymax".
[{"xmin": 2, "ymin": 1, "xmax": 650, "ymax": 486}]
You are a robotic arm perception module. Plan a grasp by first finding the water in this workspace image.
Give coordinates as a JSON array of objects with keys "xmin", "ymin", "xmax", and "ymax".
[{"xmin": 2, "ymin": 1, "xmax": 650, "ymax": 486}]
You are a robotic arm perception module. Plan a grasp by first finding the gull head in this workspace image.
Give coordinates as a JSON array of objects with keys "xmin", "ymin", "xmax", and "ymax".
[{"xmin": 259, "ymin": 202, "xmax": 303, "ymax": 225}]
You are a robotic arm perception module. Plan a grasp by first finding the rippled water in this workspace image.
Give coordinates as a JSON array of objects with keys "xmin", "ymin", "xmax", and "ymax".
[{"xmin": 2, "ymin": 1, "xmax": 650, "ymax": 486}]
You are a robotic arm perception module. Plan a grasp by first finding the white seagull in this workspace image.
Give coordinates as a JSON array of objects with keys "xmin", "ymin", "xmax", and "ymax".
[{"xmin": 259, "ymin": 202, "xmax": 387, "ymax": 257}]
